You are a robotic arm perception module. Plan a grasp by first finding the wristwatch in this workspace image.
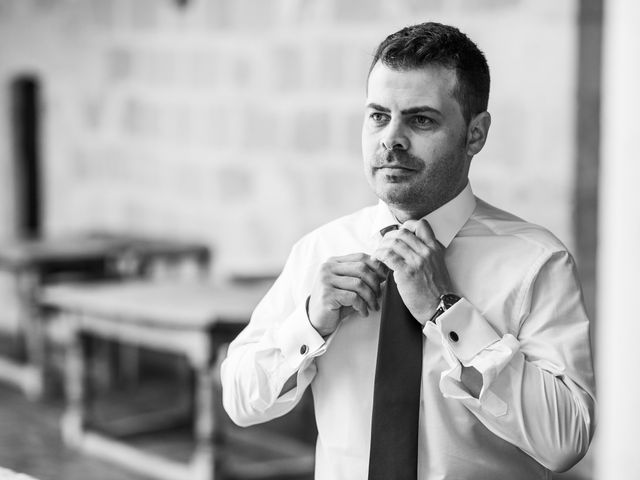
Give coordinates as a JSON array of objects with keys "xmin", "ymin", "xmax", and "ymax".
[{"xmin": 428, "ymin": 293, "xmax": 461, "ymax": 323}]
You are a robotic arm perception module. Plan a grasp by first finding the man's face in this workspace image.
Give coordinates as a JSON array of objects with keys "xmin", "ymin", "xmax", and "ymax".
[{"xmin": 362, "ymin": 62, "xmax": 471, "ymax": 220}]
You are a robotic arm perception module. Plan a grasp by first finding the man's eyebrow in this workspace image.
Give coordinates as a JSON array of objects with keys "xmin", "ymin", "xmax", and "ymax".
[
  {"xmin": 366, "ymin": 103, "xmax": 390, "ymax": 113},
  {"xmin": 401, "ymin": 106, "xmax": 442, "ymax": 116},
  {"xmin": 365, "ymin": 103, "xmax": 442, "ymax": 116}
]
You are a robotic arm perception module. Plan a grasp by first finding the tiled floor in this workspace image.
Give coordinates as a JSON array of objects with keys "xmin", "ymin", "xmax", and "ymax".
[
  {"xmin": 0, "ymin": 374, "xmax": 316, "ymax": 480},
  {"xmin": 0, "ymin": 382, "xmax": 149, "ymax": 480}
]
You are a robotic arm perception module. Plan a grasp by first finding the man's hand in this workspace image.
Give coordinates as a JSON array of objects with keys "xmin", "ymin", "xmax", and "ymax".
[
  {"xmin": 373, "ymin": 219, "xmax": 453, "ymax": 324},
  {"xmin": 308, "ymin": 253, "xmax": 388, "ymax": 336}
]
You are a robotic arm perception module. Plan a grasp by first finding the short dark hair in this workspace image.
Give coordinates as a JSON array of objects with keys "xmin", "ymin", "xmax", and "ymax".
[{"xmin": 369, "ymin": 22, "xmax": 490, "ymax": 124}]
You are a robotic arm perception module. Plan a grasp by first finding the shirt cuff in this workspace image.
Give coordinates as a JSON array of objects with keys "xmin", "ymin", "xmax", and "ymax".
[
  {"xmin": 274, "ymin": 300, "xmax": 327, "ymax": 371},
  {"xmin": 435, "ymin": 297, "xmax": 501, "ymax": 365},
  {"xmin": 428, "ymin": 297, "xmax": 521, "ymax": 416}
]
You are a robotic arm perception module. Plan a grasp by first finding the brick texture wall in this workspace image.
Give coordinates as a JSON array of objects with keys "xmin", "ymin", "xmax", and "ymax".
[{"xmin": 0, "ymin": 0, "xmax": 579, "ymax": 276}]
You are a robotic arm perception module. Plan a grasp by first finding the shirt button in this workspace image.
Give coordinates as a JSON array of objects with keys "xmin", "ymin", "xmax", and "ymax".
[
  {"xmin": 449, "ymin": 331, "xmax": 459, "ymax": 342},
  {"xmin": 300, "ymin": 344, "xmax": 308, "ymax": 355}
]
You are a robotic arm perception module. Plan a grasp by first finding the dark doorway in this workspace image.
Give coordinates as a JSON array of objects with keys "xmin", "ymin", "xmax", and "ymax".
[
  {"xmin": 574, "ymin": 0, "xmax": 602, "ymax": 328},
  {"xmin": 10, "ymin": 75, "xmax": 42, "ymax": 239}
]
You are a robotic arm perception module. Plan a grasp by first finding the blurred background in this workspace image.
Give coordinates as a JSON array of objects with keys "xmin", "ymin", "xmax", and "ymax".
[
  {"xmin": 0, "ymin": 0, "xmax": 636, "ymax": 479},
  {"xmin": 0, "ymin": 0, "xmax": 599, "ymax": 282}
]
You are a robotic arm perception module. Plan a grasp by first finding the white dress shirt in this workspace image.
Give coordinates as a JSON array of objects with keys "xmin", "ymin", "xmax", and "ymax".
[{"xmin": 221, "ymin": 184, "xmax": 596, "ymax": 480}]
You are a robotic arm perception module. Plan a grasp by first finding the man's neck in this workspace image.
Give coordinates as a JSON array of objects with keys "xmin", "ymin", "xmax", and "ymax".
[{"xmin": 388, "ymin": 205, "xmax": 431, "ymax": 224}]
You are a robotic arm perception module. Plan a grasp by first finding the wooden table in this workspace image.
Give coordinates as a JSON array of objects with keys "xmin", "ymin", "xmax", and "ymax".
[
  {"xmin": 0, "ymin": 234, "xmax": 210, "ymax": 399},
  {"xmin": 86, "ymin": 232, "xmax": 210, "ymax": 278},
  {"xmin": 40, "ymin": 280, "xmax": 314, "ymax": 480}
]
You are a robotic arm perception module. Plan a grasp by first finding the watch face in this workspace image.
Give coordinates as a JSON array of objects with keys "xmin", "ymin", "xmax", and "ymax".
[{"xmin": 441, "ymin": 294, "xmax": 461, "ymax": 309}]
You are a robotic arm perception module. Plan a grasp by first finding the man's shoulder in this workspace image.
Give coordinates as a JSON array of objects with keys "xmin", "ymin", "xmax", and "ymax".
[
  {"xmin": 294, "ymin": 204, "xmax": 379, "ymax": 249},
  {"xmin": 468, "ymin": 197, "xmax": 569, "ymax": 255},
  {"xmin": 306, "ymin": 204, "xmax": 379, "ymax": 239}
]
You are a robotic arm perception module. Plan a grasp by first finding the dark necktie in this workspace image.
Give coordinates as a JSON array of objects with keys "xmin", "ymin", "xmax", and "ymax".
[{"xmin": 368, "ymin": 224, "xmax": 423, "ymax": 479}]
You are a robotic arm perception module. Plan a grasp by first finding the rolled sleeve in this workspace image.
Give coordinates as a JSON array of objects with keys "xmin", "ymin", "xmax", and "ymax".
[{"xmin": 428, "ymin": 298, "xmax": 520, "ymax": 417}]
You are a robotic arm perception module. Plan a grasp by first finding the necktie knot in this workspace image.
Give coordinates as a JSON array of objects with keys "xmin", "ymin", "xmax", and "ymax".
[{"xmin": 380, "ymin": 224, "xmax": 399, "ymax": 237}]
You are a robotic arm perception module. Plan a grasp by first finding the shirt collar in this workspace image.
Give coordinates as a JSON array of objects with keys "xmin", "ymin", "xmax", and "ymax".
[{"xmin": 369, "ymin": 182, "xmax": 476, "ymax": 248}]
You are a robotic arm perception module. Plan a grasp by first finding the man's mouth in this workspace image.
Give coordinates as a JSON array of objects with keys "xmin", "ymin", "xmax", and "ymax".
[
  {"xmin": 375, "ymin": 165, "xmax": 415, "ymax": 173},
  {"xmin": 374, "ymin": 151, "xmax": 420, "ymax": 172},
  {"xmin": 376, "ymin": 165, "xmax": 413, "ymax": 170}
]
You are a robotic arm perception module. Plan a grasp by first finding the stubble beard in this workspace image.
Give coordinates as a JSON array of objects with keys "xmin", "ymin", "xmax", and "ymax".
[
  {"xmin": 367, "ymin": 151, "xmax": 468, "ymax": 219},
  {"xmin": 376, "ymin": 175, "xmax": 438, "ymax": 219}
]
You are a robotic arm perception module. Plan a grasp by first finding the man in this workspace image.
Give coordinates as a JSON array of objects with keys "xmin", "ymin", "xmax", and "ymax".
[{"xmin": 221, "ymin": 22, "xmax": 596, "ymax": 479}]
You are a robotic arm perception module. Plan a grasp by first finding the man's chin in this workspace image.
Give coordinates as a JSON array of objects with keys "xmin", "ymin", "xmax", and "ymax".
[{"xmin": 375, "ymin": 184, "xmax": 417, "ymax": 206}]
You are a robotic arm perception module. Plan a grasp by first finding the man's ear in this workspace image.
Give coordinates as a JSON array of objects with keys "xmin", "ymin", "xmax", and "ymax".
[{"xmin": 466, "ymin": 111, "xmax": 491, "ymax": 157}]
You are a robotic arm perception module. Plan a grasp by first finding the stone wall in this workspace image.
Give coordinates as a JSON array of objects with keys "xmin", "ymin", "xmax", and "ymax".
[{"xmin": 0, "ymin": 0, "xmax": 580, "ymax": 276}]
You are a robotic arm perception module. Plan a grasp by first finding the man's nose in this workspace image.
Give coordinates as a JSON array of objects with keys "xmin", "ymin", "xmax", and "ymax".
[{"xmin": 380, "ymin": 120, "xmax": 409, "ymax": 151}]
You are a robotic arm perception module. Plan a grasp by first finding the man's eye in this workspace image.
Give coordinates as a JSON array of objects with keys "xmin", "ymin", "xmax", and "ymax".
[
  {"xmin": 412, "ymin": 115, "xmax": 433, "ymax": 128},
  {"xmin": 369, "ymin": 112, "xmax": 389, "ymax": 124}
]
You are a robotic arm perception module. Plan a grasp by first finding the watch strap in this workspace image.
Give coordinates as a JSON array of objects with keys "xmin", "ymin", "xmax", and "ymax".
[{"xmin": 428, "ymin": 293, "xmax": 461, "ymax": 323}]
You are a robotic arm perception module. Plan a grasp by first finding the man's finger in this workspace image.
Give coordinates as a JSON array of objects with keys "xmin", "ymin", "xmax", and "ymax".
[
  {"xmin": 330, "ymin": 275, "xmax": 380, "ymax": 311},
  {"xmin": 362, "ymin": 255, "xmax": 390, "ymax": 280},
  {"xmin": 330, "ymin": 261, "xmax": 384, "ymax": 295},
  {"xmin": 404, "ymin": 219, "xmax": 442, "ymax": 247},
  {"xmin": 373, "ymin": 247, "xmax": 406, "ymax": 273},
  {"xmin": 329, "ymin": 253, "xmax": 388, "ymax": 280},
  {"xmin": 393, "ymin": 228, "xmax": 430, "ymax": 257},
  {"xmin": 335, "ymin": 289, "xmax": 369, "ymax": 317},
  {"xmin": 377, "ymin": 236, "xmax": 423, "ymax": 269}
]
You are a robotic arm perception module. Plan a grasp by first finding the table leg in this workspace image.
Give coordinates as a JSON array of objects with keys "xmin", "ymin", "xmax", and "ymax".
[
  {"xmin": 61, "ymin": 313, "xmax": 85, "ymax": 448},
  {"xmin": 195, "ymin": 251, "xmax": 211, "ymax": 277},
  {"xmin": 16, "ymin": 269, "xmax": 44, "ymax": 399},
  {"xmin": 189, "ymin": 342, "xmax": 217, "ymax": 480}
]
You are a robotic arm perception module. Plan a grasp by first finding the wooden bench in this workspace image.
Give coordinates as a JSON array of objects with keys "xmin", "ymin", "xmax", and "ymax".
[{"xmin": 40, "ymin": 280, "xmax": 314, "ymax": 480}]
